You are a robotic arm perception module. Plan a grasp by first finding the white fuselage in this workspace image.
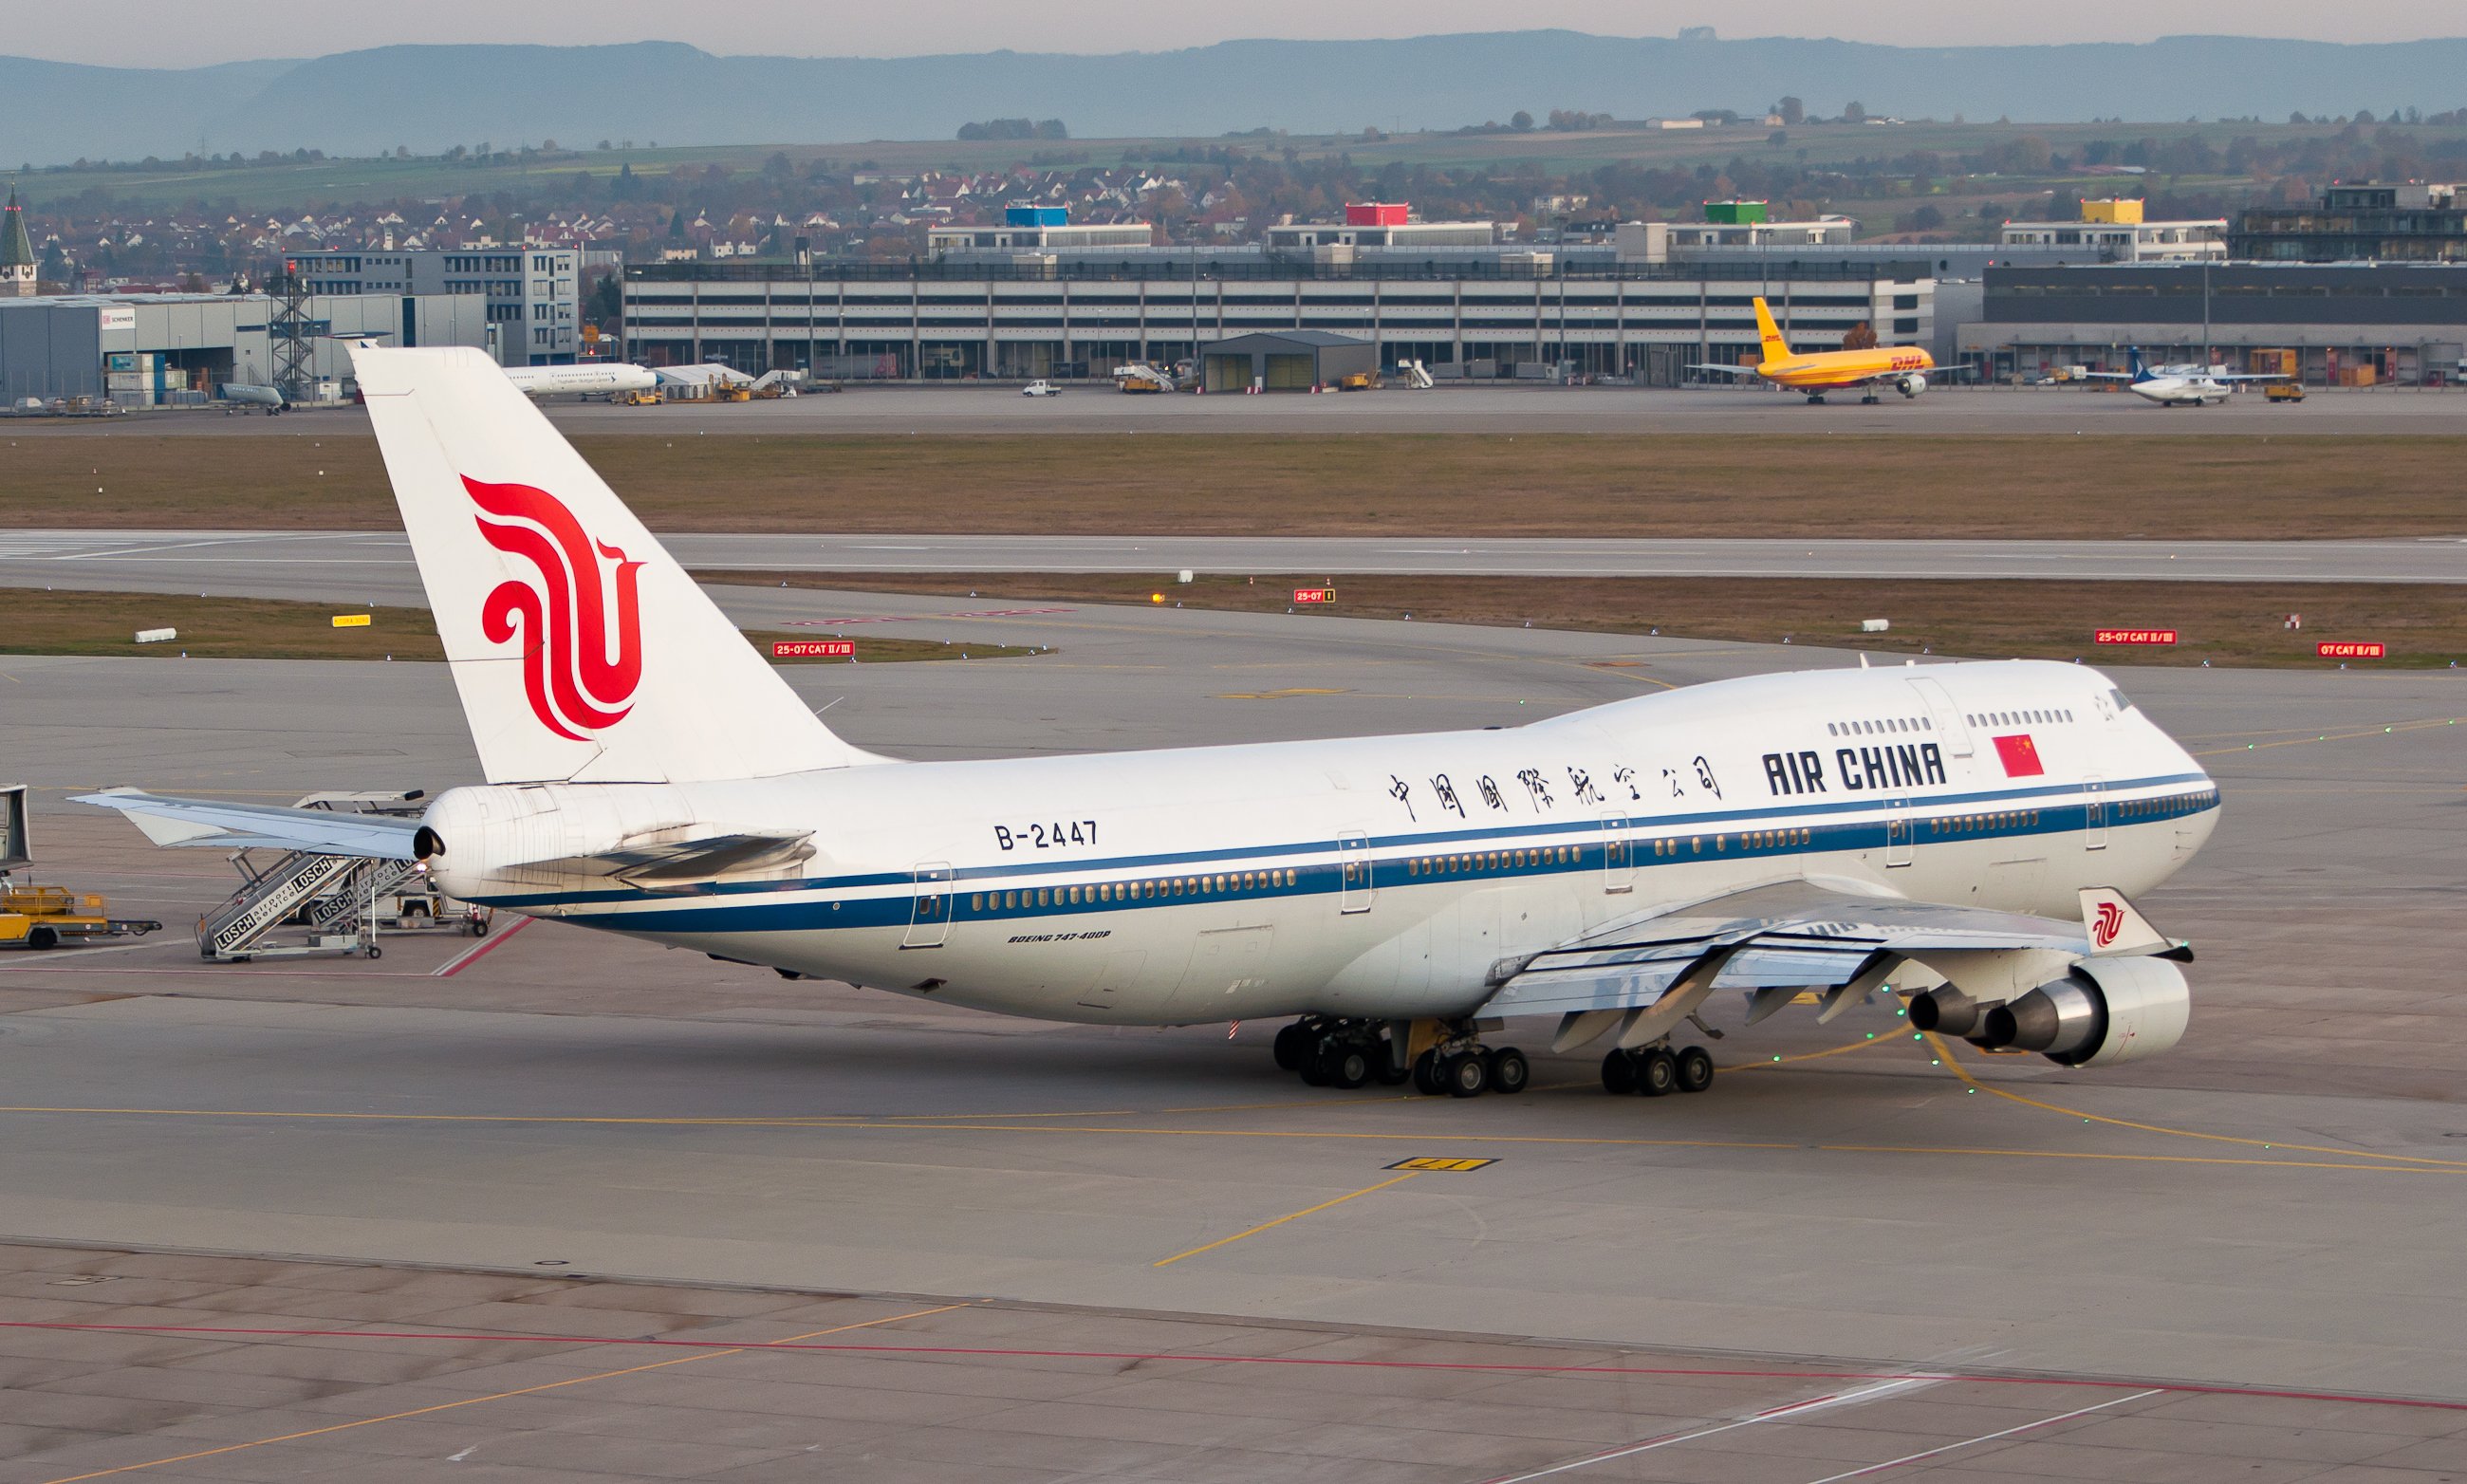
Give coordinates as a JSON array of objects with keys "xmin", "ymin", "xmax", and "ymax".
[
  {"xmin": 2130, "ymin": 375, "xmax": 2232, "ymax": 407},
  {"xmin": 422, "ymin": 661, "xmax": 2217, "ymax": 1027},
  {"xmin": 502, "ymin": 363, "xmax": 658, "ymax": 397}
]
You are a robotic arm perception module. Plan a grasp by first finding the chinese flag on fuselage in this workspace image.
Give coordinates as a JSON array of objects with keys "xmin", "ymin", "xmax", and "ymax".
[{"xmin": 1993, "ymin": 733, "xmax": 2046, "ymax": 777}]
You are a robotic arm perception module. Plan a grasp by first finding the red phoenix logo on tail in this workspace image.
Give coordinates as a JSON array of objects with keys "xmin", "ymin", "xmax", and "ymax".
[
  {"xmin": 464, "ymin": 475, "xmax": 644, "ymax": 740},
  {"xmin": 2091, "ymin": 900, "xmax": 2124, "ymax": 949}
]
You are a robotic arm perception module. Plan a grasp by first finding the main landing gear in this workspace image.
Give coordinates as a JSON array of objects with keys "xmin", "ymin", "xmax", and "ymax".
[
  {"xmin": 1599, "ymin": 1042, "xmax": 1716, "ymax": 1098},
  {"xmin": 1271, "ymin": 1017, "xmax": 1528, "ymax": 1098}
]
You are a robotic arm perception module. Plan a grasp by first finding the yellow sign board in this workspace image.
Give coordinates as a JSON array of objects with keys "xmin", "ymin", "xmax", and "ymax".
[
  {"xmin": 331, "ymin": 614, "xmax": 371, "ymax": 628},
  {"xmin": 1385, "ymin": 1157, "xmax": 1495, "ymax": 1172}
]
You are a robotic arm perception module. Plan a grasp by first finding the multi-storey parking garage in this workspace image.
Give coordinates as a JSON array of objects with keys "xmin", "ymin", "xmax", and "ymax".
[{"xmin": 622, "ymin": 254, "xmax": 1936, "ymax": 383}]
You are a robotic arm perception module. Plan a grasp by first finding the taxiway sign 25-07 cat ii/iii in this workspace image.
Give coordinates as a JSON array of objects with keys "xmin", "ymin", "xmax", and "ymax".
[{"xmin": 83, "ymin": 345, "xmax": 2219, "ymax": 1100}]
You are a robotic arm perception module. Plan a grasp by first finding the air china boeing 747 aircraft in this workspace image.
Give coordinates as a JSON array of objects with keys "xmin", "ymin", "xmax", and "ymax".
[{"xmin": 83, "ymin": 346, "xmax": 2220, "ymax": 1101}]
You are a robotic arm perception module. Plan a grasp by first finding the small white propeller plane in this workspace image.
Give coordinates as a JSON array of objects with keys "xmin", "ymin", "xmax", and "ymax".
[
  {"xmin": 83, "ymin": 345, "xmax": 2220, "ymax": 1101},
  {"xmin": 2086, "ymin": 347, "xmax": 2290, "ymax": 407}
]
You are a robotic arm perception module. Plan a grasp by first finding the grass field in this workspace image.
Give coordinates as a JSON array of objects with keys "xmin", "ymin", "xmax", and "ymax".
[
  {"xmin": 705, "ymin": 571, "xmax": 2467, "ymax": 670},
  {"xmin": 9, "ymin": 433, "xmax": 2466, "ymax": 539},
  {"xmin": 0, "ymin": 589, "xmax": 1042, "ymax": 665}
]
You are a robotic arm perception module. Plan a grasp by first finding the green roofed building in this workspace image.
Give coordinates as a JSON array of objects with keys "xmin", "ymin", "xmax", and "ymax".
[{"xmin": 1, "ymin": 187, "xmax": 36, "ymax": 298}]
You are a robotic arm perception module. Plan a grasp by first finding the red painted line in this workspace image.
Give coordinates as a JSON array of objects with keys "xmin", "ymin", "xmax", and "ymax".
[
  {"xmin": 1, "ymin": 1321, "xmax": 2461, "ymax": 1412},
  {"xmin": 436, "ymin": 915, "xmax": 531, "ymax": 977}
]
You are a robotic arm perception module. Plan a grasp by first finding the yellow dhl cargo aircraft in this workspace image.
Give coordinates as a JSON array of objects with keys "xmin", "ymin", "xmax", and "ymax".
[{"xmin": 1690, "ymin": 297, "xmax": 1945, "ymax": 403}]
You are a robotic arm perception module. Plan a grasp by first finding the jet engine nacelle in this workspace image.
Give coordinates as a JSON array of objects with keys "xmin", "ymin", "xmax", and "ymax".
[
  {"xmin": 1896, "ymin": 372, "xmax": 1927, "ymax": 399},
  {"xmin": 1978, "ymin": 957, "xmax": 2190, "ymax": 1067}
]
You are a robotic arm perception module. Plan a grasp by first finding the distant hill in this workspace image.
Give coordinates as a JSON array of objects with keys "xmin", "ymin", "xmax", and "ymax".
[{"xmin": 6, "ymin": 32, "xmax": 2466, "ymax": 167}]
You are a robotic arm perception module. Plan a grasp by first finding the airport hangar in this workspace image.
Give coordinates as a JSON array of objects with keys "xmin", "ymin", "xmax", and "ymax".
[
  {"xmin": 1961, "ymin": 260, "xmax": 2467, "ymax": 384},
  {"xmin": 0, "ymin": 290, "xmax": 490, "ymax": 405}
]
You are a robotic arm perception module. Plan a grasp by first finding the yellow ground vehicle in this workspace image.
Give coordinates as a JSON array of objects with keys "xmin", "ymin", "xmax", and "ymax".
[
  {"xmin": 618, "ymin": 388, "xmax": 663, "ymax": 406},
  {"xmin": 715, "ymin": 383, "xmax": 752, "ymax": 402},
  {"xmin": 2265, "ymin": 381, "xmax": 2308, "ymax": 403},
  {"xmin": 0, "ymin": 786, "xmax": 161, "ymax": 949},
  {"xmin": 1335, "ymin": 370, "xmax": 1382, "ymax": 391}
]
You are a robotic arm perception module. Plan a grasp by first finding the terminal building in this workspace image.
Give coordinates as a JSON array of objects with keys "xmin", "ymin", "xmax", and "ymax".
[
  {"xmin": 1997, "ymin": 198, "xmax": 2228, "ymax": 263},
  {"xmin": 926, "ymin": 206, "xmax": 1154, "ymax": 254},
  {"xmin": 0, "ymin": 292, "xmax": 490, "ymax": 405},
  {"xmin": 284, "ymin": 247, "xmax": 583, "ymax": 364},
  {"xmin": 1662, "ymin": 201, "xmax": 1858, "ymax": 250},
  {"xmin": 1955, "ymin": 261, "xmax": 2467, "ymax": 384},
  {"xmin": 625, "ymin": 202, "xmax": 1934, "ymax": 385},
  {"xmin": 2230, "ymin": 181, "xmax": 2467, "ymax": 263}
]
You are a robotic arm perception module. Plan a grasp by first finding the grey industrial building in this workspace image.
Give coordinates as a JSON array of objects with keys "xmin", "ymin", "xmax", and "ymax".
[
  {"xmin": 2231, "ymin": 183, "xmax": 2467, "ymax": 264},
  {"xmin": 1197, "ymin": 330, "xmax": 1377, "ymax": 391},
  {"xmin": 286, "ymin": 247, "xmax": 583, "ymax": 364},
  {"xmin": 0, "ymin": 292, "xmax": 491, "ymax": 405},
  {"xmin": 621, "ymin": 252, "xmax": 1936, "ymax": 385},
  {"xmin": 1957, "ymin": 262, "xmax": 2467, "ymax": 383}
]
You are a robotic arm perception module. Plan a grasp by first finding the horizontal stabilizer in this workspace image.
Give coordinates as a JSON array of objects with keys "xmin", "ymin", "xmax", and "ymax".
[{"xmin": 73, "ymin": 789, "xmax": 422, "ymax": 859}]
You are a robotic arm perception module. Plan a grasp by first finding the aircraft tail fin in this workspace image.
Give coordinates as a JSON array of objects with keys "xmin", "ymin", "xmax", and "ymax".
[
  {"xmin": 2127, "ymin": 347, "xmax": 2150, "ymax": 382},
  {"xmin": 351, "ymin": 344, "xmax": 881, "ymax": 785},
  {"xmin": 1752, "ymin": 296, "xmax": 1790, "ymax": 362}
]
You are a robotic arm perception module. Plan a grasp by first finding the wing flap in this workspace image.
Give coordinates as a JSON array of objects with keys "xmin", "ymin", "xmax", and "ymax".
[{"xmin": 1476, "ymin": 878, "xmax": 2099, "ymax": 1022}]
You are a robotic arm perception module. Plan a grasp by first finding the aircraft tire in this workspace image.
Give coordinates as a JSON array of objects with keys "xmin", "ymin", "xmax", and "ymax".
[
  {"xmin": 1321, "ymin": 1044, "xmax": 1372, "ymax": 1090},
  {"xmin": 1272, "ymin": 1023, "xmax": 1308, "ymax": 1071},
  {"xmin": 1412, "ymin": 1050, "xmax": 1446, "ymax": 1096},
  {"xmin": 1442, "ymin": 1052, "xmax": 1489, "ymax": 1099},
  {"xmin": 1635, "ymin": 1048, "xmax": 1678, "ymax": 1098},
  {"xmin": 1674, "ymin": 1045, "xmax": 1716, "ymax": 1094},
  {"xmin": 1601, "ymin": 1050, "xmax": 1637, "ymax": 1095},
  {"xmin": 1486, "ymin": 1048, "xmax": 1530, "ymax": 1095}
]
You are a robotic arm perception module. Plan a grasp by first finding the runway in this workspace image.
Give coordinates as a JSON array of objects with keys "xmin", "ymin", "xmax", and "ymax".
[
  {"xmin": 7, "ymin": 528, "xmax": 2464, "ymax": 598},
  {"xmin": 17, "ymin": 381, "xmax": 2467, "ymax": 436}
]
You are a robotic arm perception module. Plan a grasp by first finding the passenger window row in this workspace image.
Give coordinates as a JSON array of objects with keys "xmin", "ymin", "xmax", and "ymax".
[
  {"xmin": 1968, "ymin": 707, "xmax": 2072, "ymax": 727},
  {"xmin": 1405, "ymin": 844, "xmax": 1583, "ymax": 878},
  {"xmin": 1931, "ymin": 809, "xmax": 2043, "ymax": 835},
  {"xmin": 969, "ymin": 868, "xmax": 1299, "ymax": 913},
  {"xmin": 1828, "ymin": 715, "xmax": 1932, "ymax": 737}
]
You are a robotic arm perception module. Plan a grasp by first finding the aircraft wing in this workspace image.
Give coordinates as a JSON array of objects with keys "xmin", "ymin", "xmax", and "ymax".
[
  {"xmin": 73, "ymin": 788, "xmax": 423, "ymax": 858},
  {"xmin": 1684, "ymin": 362, "xmax": 1765, "ymax": 376},
  {"xmin": 1476, "ymin": 878, "xmax": 2127, "ymax": 1024}
]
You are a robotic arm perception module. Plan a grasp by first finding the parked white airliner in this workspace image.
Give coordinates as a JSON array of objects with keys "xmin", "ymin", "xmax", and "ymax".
[
  {"xmin": 83, "ymin": 346, "xmax": 2220, "ymax": 1100},
  {"xmin": 502, "ymin": 362, "xmax": 657, "ymax": 398}
]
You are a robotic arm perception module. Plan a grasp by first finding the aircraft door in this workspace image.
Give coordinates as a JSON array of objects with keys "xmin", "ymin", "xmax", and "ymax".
[
  {"xmin": 1338, "ymin": 832, "xmax": 1373, "ymax": 914},
  {"xmin": 1884, "ymin": 801, "xmax": 1914, "ymax": 867},
  {"xmin": 1908, "ymin": 676, "xmax": 1973, "ymax": 758},
  {"xmin": 903, "ymin": 862, "xmax": 953, "ymax": 948},
  {"xmin": 2084, "ymin": 777, "xmax": 2108, "ymax": 851},
  {"xmin": 1599, "ymin": 814, "xmax": 1634, "ymax": 893}
]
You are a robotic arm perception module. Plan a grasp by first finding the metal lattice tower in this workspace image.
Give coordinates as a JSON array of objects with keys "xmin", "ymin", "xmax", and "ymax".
[{"xmin": 269, "ymin": 260, "xmax": 314, "ymax": 401}]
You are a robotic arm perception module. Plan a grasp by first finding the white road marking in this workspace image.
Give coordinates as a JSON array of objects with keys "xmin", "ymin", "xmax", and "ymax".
[
  {"xmin": 1482, "ymin": 1377, "xmax": 1942, "ymax": 1483},
  {"xmin": 1797, "ymin": 1388, "xmax": 2163, "ymax": 1482}
]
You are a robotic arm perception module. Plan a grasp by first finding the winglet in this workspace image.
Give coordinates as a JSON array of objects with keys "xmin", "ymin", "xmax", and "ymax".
[{"xmin": 2079, "ymin": 887, "xmax": 2171, "ymax": 956}]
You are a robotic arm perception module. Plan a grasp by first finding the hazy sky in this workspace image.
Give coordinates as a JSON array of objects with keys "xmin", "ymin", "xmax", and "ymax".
[{"xmin": 16, "ymin": 0, "xmax": 2461, "ymax": 66}]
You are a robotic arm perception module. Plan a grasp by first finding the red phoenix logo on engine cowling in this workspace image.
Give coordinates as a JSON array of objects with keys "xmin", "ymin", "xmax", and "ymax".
[
  {"xmin": 2091, "ymin": 900, "xmax": 2124, "ymax": 949},
  {"xmin": 464, "ymin": 475, "xmax": 644, "ymax": 740}
]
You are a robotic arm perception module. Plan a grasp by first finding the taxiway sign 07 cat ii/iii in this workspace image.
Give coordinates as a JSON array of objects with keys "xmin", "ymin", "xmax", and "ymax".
[{"xmin": 83, "ymin": 345, "xmax": 2220, "ymax": 1100}]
